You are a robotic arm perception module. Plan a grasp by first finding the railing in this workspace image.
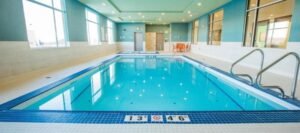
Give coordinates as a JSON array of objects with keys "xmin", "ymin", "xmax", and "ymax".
[
  {"xmin": 230, "ymin": 49, "xmax": 265, "ymax": 84},
  {"xmin": 255, "ymin": 52, "xmax": 300, "ymax": 99}
]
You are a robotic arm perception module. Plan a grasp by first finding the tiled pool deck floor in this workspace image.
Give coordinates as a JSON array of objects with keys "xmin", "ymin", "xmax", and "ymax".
[
  {"xmin": 1, "ymin": 122, "xmax": 300, "ymax": 133},
  {"xmin": 1, "ymin": 53, "xmax": 300, "ymax": 132}
]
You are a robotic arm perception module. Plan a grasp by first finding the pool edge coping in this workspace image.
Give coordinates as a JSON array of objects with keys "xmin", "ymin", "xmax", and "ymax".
[{"xmin": 1, "ymin": 53, "xmax": 300, "ymax": 124}]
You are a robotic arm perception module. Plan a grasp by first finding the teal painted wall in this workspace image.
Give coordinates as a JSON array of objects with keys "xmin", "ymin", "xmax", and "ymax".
[
  {"xmin": 87, "ymin": 8, "xmax": 117, "ymax": 42},
  {"xmin": 66, "ymin": 0, "xmax": 87, "ymax": 41},
  {"xmin": 116, "ymin": 23, "xmax": 145, "ymax": 42},
  {"xmin": 146, "ymin": 24, "xmax": 170, "ymax": 41},
  {"xmin": 198, "ymin": 15, "xmax": 209, "ymax": 42},
  {"xmin": 290, "ymin": 0, "xmax": 300, "ymax": 42},
  {"xmin": 170, "ymin": 23, "xmax": 189, "ymax": 42},
  {"xmin": 0, "ymin": 0, "xmax": 27, "ymax": 41},
  {"xmin": 116, "ymin": 23, "xmax": 189, "ymax": 42},
  {"xmin": 66, "ymin": 0, "xmax": 117, "ymax": 42},
  {"xmin": 196, "ymin": 0, "xmax": 247, "ymax": 43},
  {"xmin": 187, "ymin": 22, "xmax": 192, "ymax": 42},
  {"xmin": 221, "ymin": 0, "xmax": 247, "ymax": 42}
]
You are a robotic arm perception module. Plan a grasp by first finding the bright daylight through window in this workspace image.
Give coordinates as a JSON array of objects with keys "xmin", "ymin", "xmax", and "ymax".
[
  {"xmin": 244, "ymin": 0, "xmax": 294, "ymax": 48},
  {"xmin": 86, "ymin": 9, "xmax": 100, "ymax": 45},
  {"xmin": 23, "ymin": 0, "xmax": 68, "ymax": 48},
  {"xmin": 107, "ymin": 20, "xmax": 114, "ymax": 44}
]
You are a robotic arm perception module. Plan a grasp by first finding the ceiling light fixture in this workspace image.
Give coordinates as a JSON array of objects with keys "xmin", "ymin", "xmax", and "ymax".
[
  {"xmin": 197, "ymin": 2, "xmax": 202, "ymax": 6},
  {"xmin": 102, "ymin": 3, "xmax": 106, "ymax": 6},
  {"xmin": 161, "ymin": 13, "xmax": 165, "ymax": 15},
  {"xmin": 187, "ymin": 11, "xmax": 191, "ymax": 14},
  {"xmin": 138, "ymin": 12, "xmax": 142, "ymax": 15},
  {"xmin": 142, "ymin": 15, "xmax": 145, "ymax": 18},
  {"xmin": 182, "ymin": 19, "xmax": 185, "ymax": 22},
  {"xmin": 112, "ymin": 11, "xmax": 115, "ymax": 14},
  {"xmin": 189, "ymin": 14, "xmax": 193, "ymax": 17}
]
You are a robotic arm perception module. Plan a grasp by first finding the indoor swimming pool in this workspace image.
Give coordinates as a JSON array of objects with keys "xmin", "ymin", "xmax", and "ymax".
[{"xmin": 7, "ymin": 55, "xmax": 299, "ymax": 111}]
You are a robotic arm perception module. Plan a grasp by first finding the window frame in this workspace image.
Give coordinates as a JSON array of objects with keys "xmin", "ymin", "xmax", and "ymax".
[
  {"xmin": 191, "ymin": 20, "xmax": 199, "ymax": 44},
  {"xmin": 86, "ymin": 9, "xmax": 100, "ymax": 45},
  {"xmin": 207, "ymin": 9, "xmax": 224, "ymax": 45},
  {"xmin": 243, "ymin": 0, "xmax": 293, "ymax": 48},
  {"xmin": 106, "ymin": 19, "xmax": 114, "ymax": 44},
  {"xmin": 23, "ymin": 0, "xmax": 69, "ymax": 48}
]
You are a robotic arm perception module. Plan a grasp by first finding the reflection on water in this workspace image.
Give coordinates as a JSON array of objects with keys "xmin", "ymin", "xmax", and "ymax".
[
  {"xmin": 39, "ymin": 88, "xmax": 72, "ymax": 110},
  {"xmin": 91, "ymin": 72, "xmax": 102, "ymax": 104},
  {"xmin": 19, "ymin": 57, "xmax": 285, "ymax": 111}
]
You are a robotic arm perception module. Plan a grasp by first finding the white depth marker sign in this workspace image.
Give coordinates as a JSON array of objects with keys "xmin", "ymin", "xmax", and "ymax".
[
  {"xmin": 166, "ymin": 115, "xmax": 191, "ymax": 122},
  {"xmin": 124, "ymin": 115, "xmax": 148, "ymax": 122}
]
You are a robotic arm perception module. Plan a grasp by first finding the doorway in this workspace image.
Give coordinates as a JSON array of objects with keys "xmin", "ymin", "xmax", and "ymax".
[
  {"xmin": 156, "ymin": 33, "xmax": 164, "ymax": 51},
  {"xmin": 134, "ymin": 32, "xmax": 143, "ymax": 51},
  {"xmin": 145, "ymin": 32, "xmax": 164, "ymax": 51}
]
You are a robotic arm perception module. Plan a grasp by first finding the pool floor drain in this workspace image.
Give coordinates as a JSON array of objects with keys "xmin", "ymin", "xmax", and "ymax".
[{"xmin": 46, "ymin": 76, "xmax": 52, "ymax": 79}]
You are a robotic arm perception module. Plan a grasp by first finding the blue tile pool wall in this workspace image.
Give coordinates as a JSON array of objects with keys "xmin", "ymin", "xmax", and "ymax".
[
  {"xmin": 1, "ymin": 54, "xmax": 300, "ymax": 124},
  {"xmin": 1, "ymin": 110, "xmax": 300, "ymax": 124}
]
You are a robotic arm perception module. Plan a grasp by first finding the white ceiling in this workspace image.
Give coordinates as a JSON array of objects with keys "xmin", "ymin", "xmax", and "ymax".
[{"xmin": 78, "ymin": 0, "xmax": 231, "ymax": 24}]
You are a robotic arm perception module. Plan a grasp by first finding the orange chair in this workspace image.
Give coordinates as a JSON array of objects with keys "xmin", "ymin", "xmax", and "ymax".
[{"xmin": 176, "ymin": 43, "xmax": 186, "ymax": 52}]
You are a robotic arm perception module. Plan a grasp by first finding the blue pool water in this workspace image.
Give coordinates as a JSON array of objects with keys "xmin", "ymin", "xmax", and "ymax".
[{"xmin": 13, "ymin": 56, "xmax": 287, "ymax": 111}]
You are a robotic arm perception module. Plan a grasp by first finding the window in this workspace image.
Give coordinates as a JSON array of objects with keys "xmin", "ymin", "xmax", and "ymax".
[
  {"xmin": 244, "ymin": 0, "xmax": 294, "ymax": 48},
  {"xmin": 86, "ymin": 10, "xmax": 100, "ymax": 45},
  {"xmin": 23, "ymin": 0, "xmax": 68, "ymax": 48},
  {"xmin": 208, "ymin": 10, "xmax": 223, "ymax": 45},
  {"xmin": 107, "ymin": 20, "xmax": 114, "ymax": 44},
  {"xmin": 192, "ymin": 20, "xmax": 199, "ymax": 44}
]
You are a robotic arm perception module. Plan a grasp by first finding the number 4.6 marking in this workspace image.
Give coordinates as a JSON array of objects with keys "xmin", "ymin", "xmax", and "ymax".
[{"xmin": 166, "ymin": 115, "xmax": 191, "ymax": 122}]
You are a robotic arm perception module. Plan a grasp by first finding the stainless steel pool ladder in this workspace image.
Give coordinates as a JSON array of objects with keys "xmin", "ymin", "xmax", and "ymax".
[
  {"xmin": 230, "ymin": 49, "xmax": 265, "ymax": 84},
  {"xmin": 255, "ymin": 52, "xmax": 300, "ymax": 99}
]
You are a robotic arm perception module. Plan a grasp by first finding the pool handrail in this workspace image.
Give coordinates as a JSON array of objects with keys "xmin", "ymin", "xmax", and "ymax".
[
  {"xmin": 230, "ymin": 49, "xmax": 265, "ymax": 84},
  {"xmin": 255, "ymin": 52, "xmax": 300, "ymax": 99}
]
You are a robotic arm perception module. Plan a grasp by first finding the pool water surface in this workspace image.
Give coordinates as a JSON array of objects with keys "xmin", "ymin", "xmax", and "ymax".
[{"xmin": 13, "ymin": 56, "xmax": 288, "ymax": 111}]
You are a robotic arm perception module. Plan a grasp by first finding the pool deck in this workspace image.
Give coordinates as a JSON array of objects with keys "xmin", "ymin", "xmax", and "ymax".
[
  {"xmin": 0, "ymin": 52, "xmax": 300, "ymax": 132},
  {"xmin": 1, "ymin": 122, "xmax": 300, "ymax": 133}
]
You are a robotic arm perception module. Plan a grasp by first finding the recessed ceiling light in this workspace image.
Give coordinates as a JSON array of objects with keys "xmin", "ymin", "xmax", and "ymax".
[
  {"xmin": 128, "ymin": 16, "xmax": 131, "ymax": 18},
  {"xmin": 189, "ymin": 14, "xmax": 193, "ymax": 17},
  {"xmin": 161, "ymin": 13, "xmax": 165, "ymax": 15},
  {"xmin": 102, "ymin": 3, "xmax": 106, "ymax": 6},
  {"xmin": 197, "ymin": 2, "xmax": 202, "ymax": 6},
  {"xmin": 138, "ymin": 12, "xmax": 142, "ymax": 15},
  {"xmin": 187, "ymin": 11, "xmax": 191, "ymax": 14},
  {"xmin": 142, "ymin": 15, "xmax": 145, "ymax": 18}
]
